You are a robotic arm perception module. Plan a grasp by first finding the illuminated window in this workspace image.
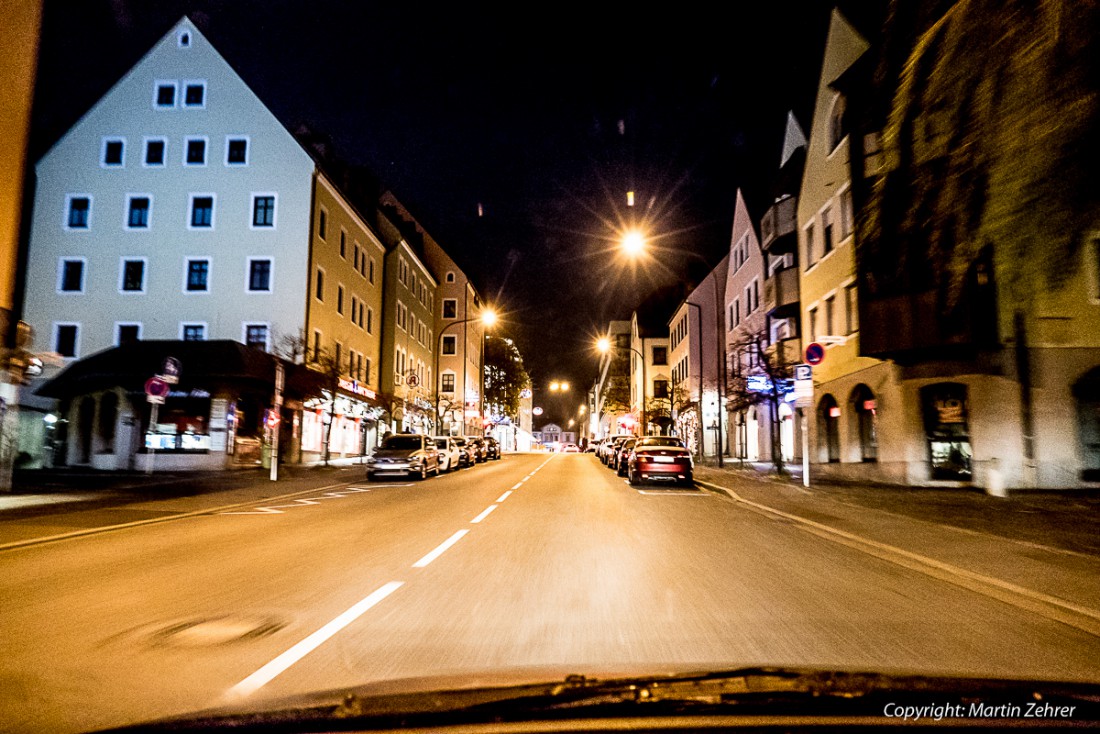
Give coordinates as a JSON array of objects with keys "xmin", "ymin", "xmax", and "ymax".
[{"xmin": 442, "ymin": 373, "xmax": 455, "ymax": 393}]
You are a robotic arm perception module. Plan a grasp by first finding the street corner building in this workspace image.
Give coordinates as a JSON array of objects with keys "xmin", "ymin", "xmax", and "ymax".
[{"xmin": 797, "ymin": 4, "xmax": 1100, "ymax": 490}]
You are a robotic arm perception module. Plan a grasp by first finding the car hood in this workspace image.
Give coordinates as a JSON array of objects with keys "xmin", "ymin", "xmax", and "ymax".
[{"xmin": 94, "ymin": 664, "xmax": 1100, "ymax": 732}]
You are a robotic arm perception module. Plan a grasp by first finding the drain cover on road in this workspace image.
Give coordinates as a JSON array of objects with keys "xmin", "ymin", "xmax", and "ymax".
[{"xmin": 146, "ymin": 615, "xmax": 287, "ymax": 647}]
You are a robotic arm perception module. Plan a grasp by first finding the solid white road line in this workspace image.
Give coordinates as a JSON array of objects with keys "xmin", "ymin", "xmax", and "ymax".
[
  {"xmin": 227, "ymin": 581, "xmax": 403, "ymax": 699},
  {"xmin": 497, "ymin": 490, "xmax": 512, "ymax": 502},
  {"xmin": 470, "ymin": 505, "xmax": 497, "ymax": 523},
  {"xmin": 412, "ymin": 529, "xmax": 469, "ymax": 568}
]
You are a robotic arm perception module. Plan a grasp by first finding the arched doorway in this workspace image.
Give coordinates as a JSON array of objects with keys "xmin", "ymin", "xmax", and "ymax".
[
  {"xmin": 818, "ymin": 394, "xmax": 840, "ymax": 463},
  {"xmin": 850, "ymin": 384, "xmax": 877, "ymax": 462},
  {"xmin": 1072, "ymin": 367, "xmax": 1100, "ymax": 481},
  {"xmin": 778, "ymin": 401, "xmax": 794, "ymax": 462}
]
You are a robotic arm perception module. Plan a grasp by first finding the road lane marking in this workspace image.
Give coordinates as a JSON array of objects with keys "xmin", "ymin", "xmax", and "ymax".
[
  {"xmin": 218, "ymin": 487, "xmax": 375, "ymax": 515},
  {"xmin": 0, "ymin": 481, "xmax": 360, "ymax": 552},
  {"xmin": 511, "ymin": 482, "xmax": 523, "ymax": 490},
  {"xmin": 227, "ymin": 581, "xmax": 403, "ymax": 699},
  {"xmin": 497, "ymin": 490, "xmax": 512, "ymax": 502},
  {"xmin": 696, "ymin": 479, "xmax": 1100, "ymax": 637},
  {"xmin": 637, "ymin": 489, "xmax": 710, "ymax": 496},
  {"xmin": 471, "ymin": 505, "xmax": 497, "ymax": 523},
  {"xmin": 412, "ymin": 529, "xmax": 469, "ymax": 568}
]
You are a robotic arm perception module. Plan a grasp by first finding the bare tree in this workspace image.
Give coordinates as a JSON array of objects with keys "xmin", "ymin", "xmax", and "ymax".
[{"xmin": 726, "ymin": 326, "xmax": 795, "ymax": 475}]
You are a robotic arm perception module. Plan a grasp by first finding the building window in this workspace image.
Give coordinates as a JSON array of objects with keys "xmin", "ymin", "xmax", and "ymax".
[
  {"xmin": 226, "ymin": 138, "xmax": 248, "ymax": 165},
  {"xmin": 127, "ymin": 196, "xmax": 150, "ymax": 228},
  {"xmin": 144, "ymin": 139, "xmax": 166, "ymax": 166},
  {"xmin": 442, "ymin": 335, "xmax": 457, "ymax": 355},
  {"xmin": 252, "ymin": 195, "xmax": 275, "ymax": 227},
  {"xmin": 184, "ymin": 81, "xmax": 205, "ymax": 107},
  {"xmin": 178, "ymin": 30, "xmax": 190, "ymax": 47},
  {"xmin": 822, "ymin": 206, "xmax": 834, "ymax": 255},
  {"xmin": 340, "ymin": 230, "xmax": 346, "ymax": 258},
  {"xmin": 244, "ymin": 324, "xmax": 269, "ymax": 351},
  {"xmin": 442, "ymin": 299, "xmax": 457, "ymax": 319},
  {"xmin": 809, "ymin": 306, "xmax": 818, "ymax": 342},
  {"xmin": 366, "ymin": 307, "xmax": 374, "ymax": 334},
  {"xmin": 334, "ymin": 342, "xmax": 342, "ymax": 370},
  {"xmin": 396, "ymin": 301, "xmax": 407, "ymax": 330},
  {"xmin": 120, "ymin": 259, "xmax": 145, "ymax": 292},
  {"xmin": 652, "ymin": 346, "xmax": 667, "ymax": 365},
  {"xmin": 829, "ymin": 93, "xmax": 847, "ymax": 151},
  {"xmin": 185, "ymin": 259, "xmax": 210, "ymax": 292},
  {"xmin": 190, "ymin": 196, "xmax": 213, "ymax": 228},
  {"xmin": 67, "ymin": 196, "xmax": 90, "ymax": 228},
  {"xmin": 363, "ymin": 357, "xmax": 372, "ymax": 383},
  {"xmin": 102, "ymin": 138, "xmax": 124, "ymax": 166},
  {"xmin": 116, "ymin": 323, "xmax": 141, "ymax": 344},
  {"xmin": 446, "ymin": 271, "xmax": 456, "ymax": 283},
  {"xmin": 312, "ymin": 330, "xmax": 322, "ymax": 360},
  {"xmin": 839, "ymin": 189, "xmax": 854, "ymax": 239},
  {"xmin": 318, "ymin": 209, "xmax": 327, "ymax": 240},
  {"xmin": 185, "ymin": 138, "xmax": 206, "ymax": 165},
  {"xmin": 337, "ymin": 284, "xmax": 345, "ymax": 314},
  {"xmin": 369, "ymin": 257, "xmax": 375, "ymax": 283},
  {"xmin": 248, "ymin": 259, "xmax": 272, "ymax": 292},
  {"xmin": 825, "ymin": 295, "xmax": 836, "ymax": 336},
  {"xmin": 804, "ymin": 224, "xmax": 815, "ymax": 267},
  {"xmin": 357, "ymin": 301, "xmax": 365, "ymax": 328},
  {"xmin": 441, "ymin": 373, "xmax": 455, "ymax": 393},
  {"xmin": 54, "ymin": 323, "xmax": 79, "ymax": 358},
  {"xmin": 58, "ymin": 259, "xmax": 84, "ymax": 293},
  {"xmin": 653, "ymin": 379, "xmax": 669, "ymax": 399},
  {"xmin": 846, "ymin": 283, "xmax": 859, "ymax": 334},
  {"xmin": 182, "ymin": 323, "xmax": 206, "ymax": 341},
  {"xmin": 154, "ymin": 82, "xmax": 176, "ymax": 107}
]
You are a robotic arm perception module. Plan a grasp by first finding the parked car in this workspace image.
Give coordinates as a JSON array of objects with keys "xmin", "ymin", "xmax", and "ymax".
[
  {"xmin": 452, "ymin": 436, "xmax": 475, "ymax": 467},
  {"xmin": 561, "ymin": 443, "xmax": 581, "ymax": 453},
  {"xmin": 484, "ymin": 436, "xmax": 502, "ymax": 460},
  {"xmin": 366, "ymin": 434, "xmax": 440, "ymax": 481},
  {"xmin": 602, "ymin": 435, "xmax": 633, "ymax": 466},
  {"xmin": 433, "ymin": 436, "xmax": 461, "ymax": 472},
  {"xmin": 625, "ymin": 436, "xmax": 693, "ymax": 487},
  {"xmin": 465, "ymin": 437, "xmax": 488, "ymax": 463},
  {"xmin": 613, "ymin": 438, "xmax": 637, "ymax": 475}
]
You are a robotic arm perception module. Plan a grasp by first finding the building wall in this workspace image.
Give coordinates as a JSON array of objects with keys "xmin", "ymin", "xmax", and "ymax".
[
  {"xmin": 798, "ymin": 9, "xmax": 905, "ymax": 483},
  {"xmin": 630, "ymin": 315, "xmax": 670, "ymax": 436},
  {"xmin": 24, "ymin": 18, "xmax": 315, "ymax": 367},
  {"xmin": 306, "ymin": 174, "xmax": 385, "ymax": 390},
  {"xmin": 380, "ymin": 240, "xmax": 436, "ymax": 432}
]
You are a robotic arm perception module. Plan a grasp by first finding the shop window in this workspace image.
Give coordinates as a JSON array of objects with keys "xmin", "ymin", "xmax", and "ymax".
[{"xmin": 919, "ymin": 382, "xmax": 972, "ymax": 480}]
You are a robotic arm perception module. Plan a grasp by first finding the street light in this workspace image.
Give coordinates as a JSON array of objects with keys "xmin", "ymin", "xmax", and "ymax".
[
  {"xmin": 549, "ymin": 381, "xmax": 570, "ymax": 392},
  {"xmin": 434, "ymin": 307, "xmax": 497, "ymax": 436},
  {"xmin": 621, "ymin": 229, "xmax": 646, "ymax": 258},
  {"xmin": 596, "ymin": 336, "xmax": 647, "ymax": 437}
]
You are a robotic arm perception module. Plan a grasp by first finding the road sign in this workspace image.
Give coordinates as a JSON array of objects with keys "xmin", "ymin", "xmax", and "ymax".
[
  {"xmin": 406, "ymin": 373, "xmax": 419, "ymax": 388},
  {"xmin": 805, "ymin": 342, "xmax": 826, "ymax": 365},
  {"xmin": 161, "ymin": 356, "xmax": 181, "ymax": 384},
  {"xmin": 793, "ymin": 363, "xmax": 813, "ymax": 407},
  {"xmin": 145, "ymin": 376, "xmax": 169, "ymax": 404}
]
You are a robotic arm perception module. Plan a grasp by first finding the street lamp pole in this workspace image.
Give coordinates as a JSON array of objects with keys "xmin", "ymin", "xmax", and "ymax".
[{"xmin": 434, "ymin": 309, "xmax": 496, "ymax": 436}]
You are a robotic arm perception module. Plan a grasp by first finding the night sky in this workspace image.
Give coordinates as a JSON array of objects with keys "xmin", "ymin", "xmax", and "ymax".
[{"xmin": 30, "ymin": 1, "xmax": 873, "ymax": 409}]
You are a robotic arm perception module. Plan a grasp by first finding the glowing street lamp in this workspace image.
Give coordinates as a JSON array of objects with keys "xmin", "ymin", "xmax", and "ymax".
[
  {"xmin": 549, "ymin": 381, "xmax": 570, "ymax": 392},
  {"xmin": 621, "ymin": 229, "xmax": 646, "ymax": 258}
]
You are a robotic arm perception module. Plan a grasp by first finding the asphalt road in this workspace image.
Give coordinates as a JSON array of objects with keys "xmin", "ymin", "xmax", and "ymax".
[{"xmin": 2, "ymin": 453, "xmax": 1099, "ymax": 732}]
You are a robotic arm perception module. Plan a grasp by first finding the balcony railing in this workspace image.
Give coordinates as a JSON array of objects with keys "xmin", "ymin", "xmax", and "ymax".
[
  {"xmin": 763, "ymin": 266, "xmax": 800, "ymax": 318},
  {"xmin": 760, "ymin": 195, "xmax": 798, "ymax": 252}
]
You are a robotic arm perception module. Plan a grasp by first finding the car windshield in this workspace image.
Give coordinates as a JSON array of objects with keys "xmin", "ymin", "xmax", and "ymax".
[
  {"xmin": 381, "ymin": 436, "xmax": 423, "ymax": 451},
  {"xmin": 9, "ymin": 4, "xmax": 1100, "ymax": 733}
]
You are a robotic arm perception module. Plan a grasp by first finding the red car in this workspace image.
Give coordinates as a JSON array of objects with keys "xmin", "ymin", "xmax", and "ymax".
[{"xmin": 626, "ymin": 437, "xmax": 693, "ymax": 487}]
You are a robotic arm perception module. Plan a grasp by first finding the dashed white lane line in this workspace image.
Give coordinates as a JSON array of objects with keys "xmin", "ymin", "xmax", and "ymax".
[
  {"xmin": 470, "ymin": 505, "xmax": 497, "ymax": 523},
  {"xmin": 497, "ymin": 490, "xmax": 512, "ymax": 502},
  {"xmin": 511, "ymin": 482, "xmax": 524, "ymax": 490},
  {"xmin": 227, "ymin": 580, "xmax": 404, "ymax": 699},
  {"xmin": 412, "ymin": 529, "xmax": 469, "ymax": 568}
]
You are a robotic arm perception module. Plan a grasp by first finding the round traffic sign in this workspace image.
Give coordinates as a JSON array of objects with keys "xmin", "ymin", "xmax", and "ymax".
[
  {"xmin": 406, "ymin": 373, "xmax": 419, "ymax": 387},
  {"xmin": 145, "ymin": 376, "xmax": 170, "ymax": 398},
  {"xmin": 805, "ymin": 342, "xmax": 826, "ymax": 365}
]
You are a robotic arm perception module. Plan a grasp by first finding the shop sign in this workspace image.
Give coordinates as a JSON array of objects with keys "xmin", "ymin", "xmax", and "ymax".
[
  {"xmin": 338, "ymin": 377, "xmax": 377, "ymax": 400},
  {"xmin": 167, "ymin": 388, "xmax": 210, "ymax": 399},
  {"xmin": 161, "ymin": 356, "xmax": 182, "ymax": 384}
]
